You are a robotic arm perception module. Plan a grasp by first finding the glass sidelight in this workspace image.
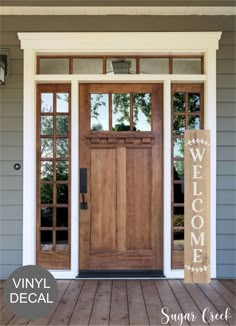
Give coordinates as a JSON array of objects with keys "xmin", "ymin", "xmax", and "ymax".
[
  {"xmin": 37, "ymin": 84, "xmax": 71, "ymax": 270},
  {"xmin": 171, "ymin": 84, "xmax": 204, "ymax": 269}
]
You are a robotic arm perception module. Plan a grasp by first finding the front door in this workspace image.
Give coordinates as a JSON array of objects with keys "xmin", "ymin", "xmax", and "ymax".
[{"xmin": 79, "ymin": 84, "xmax": 163, "ymax": 275}]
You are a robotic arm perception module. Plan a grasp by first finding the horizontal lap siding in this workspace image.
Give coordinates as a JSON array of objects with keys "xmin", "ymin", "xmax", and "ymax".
[{"xmin": 0, "ymin": 15, "xmax": 235, "ymax": 278}]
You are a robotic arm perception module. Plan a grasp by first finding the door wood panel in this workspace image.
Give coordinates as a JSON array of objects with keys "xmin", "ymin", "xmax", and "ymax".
[{"xmin": 79, "ymin": 84, "xmax": 163, "ymax": 272}]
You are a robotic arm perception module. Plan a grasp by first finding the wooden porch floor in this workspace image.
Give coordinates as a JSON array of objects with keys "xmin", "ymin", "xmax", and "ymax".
[{"xmin": 0, "ymin": 279, "xmax": 235, "ymax": 325}]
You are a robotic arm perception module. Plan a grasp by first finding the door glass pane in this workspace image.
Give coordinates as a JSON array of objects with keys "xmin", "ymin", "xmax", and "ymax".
[
  {"xmin": 56, "ymin": 161, "xmax": 69, "ymax": 180},
  {"xmin": 57, "ymin": 184, "xmax": 68, "ymax": 204},
  {"xmin": 188, "ymin": 93, "xmax": 200, "ymax": 112},
  {"xmin": 173, "ymin": 138, "xmax": 184, "ymax": 158},
  {"xmin": 41, "ymin": 161, "xmax": 53, "ymax": 181},
  {"xmin": 41, "ymin": 208, "xmax": 53, "ymax": 227},
  {"xmin": 56, "ymin": 231, "xmax": 68, "ymax": 250},
  {"xmin": 56, "ymin": 207, "xmax": 68, "ymax": 227},
  {"xmin": 39, "ymin": 58, "xmax": 69, "ymax": 74},
  {"xmin": 133, "ymin": 93, "xmax": 151, "ymax": 131},
  {"xmin": 173, "ymin": 58, "xmax": 202, "ymax": 74},
  {"xmin": 56, "ymin": 138, "xmax": 69, "ymax": 158},
  {"xmin": 173, "ymin": 93, "xmax": 185, "ymax": 113},
  {"xmin": 140, "ymin": 58, "xmax": 169, "ymax": 74},
  {"xmin": 41, "ymin": 138, "xmax": 53, "ymax": 158},
  {"xmin": 41, "ymin": 93, "xmax": 53, "ymax": 113},
  {"xmin": 90, "ymin": 93, "xmax": 109, "ymax": 131},
  {"xmin": 106, "ymin": 58, "xmax": 136, "ymax": 74},
  {"xmin": 73, "ymin": 58, "xmax": 103, "ymax": 74},
  {"xmin": 56, "ymin": 116, "xmax": 69, "ymax": 135},
  {"xmin": 41, "ymin": 184, "xmax": 53, "ymax": 204},
  {"xmin": 112, "ymin": 93, "xmax": 130, "ymax": 131},
  {"xmin": 56, "ymin": 93, "xmax": 69, "ymax": 113},
  {"xmin": 188, "ymin": 115, "xmax": 200, "ymax": 130},
  {"xmin": 41, "ymin": 231, "xmax": 53, "ymax": 250},
  {"xmin": 173, "ymin": 214, "xmax": 184, "ymax": 250},
  {"xmin": 173, "ymin": 161, "xmax": 184, "ymax": 180},
  {"xmin": 41, "ymin": 116, "xmax": 53, "ymax": 135},
  {"xmin": 173, "ymin": 115, "xmax": 185, "ymax": 135},
  {"xmin": 174, "ymin": 182, "xmax": 184, "ymax": 203}
]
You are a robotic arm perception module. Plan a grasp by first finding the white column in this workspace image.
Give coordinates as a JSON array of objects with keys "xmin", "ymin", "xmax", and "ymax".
[{"xmin": 23, "ymin": 49, "xmax": 36, "ymax": 266}]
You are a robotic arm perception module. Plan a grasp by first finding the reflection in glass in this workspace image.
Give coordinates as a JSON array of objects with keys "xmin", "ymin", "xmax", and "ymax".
[
  {"xmin": 56, "ymin": 231, "xmax": 68, "ymax": 250},
  {"xmin": 173, "ymin": 161, "xmax": 184, "ymax": 180},
  {"xmin": 173, "ymin": 138, "xmax": 184, "ymax": 158},
  {"xmin": 140, "ymin": 58, "xmax": 169, "ymax": 74},
  {"xmin": 174, "ymin": 182, "xmax": 184, "ymax": 204},
  {"xmin": 56, "ymin": 161, "xmax": 69, "ymax": 181},
  {"xmin": 41, "ymin": 138, "xmax": 53, "ymax": 158},
  {"xmin": 188, "ymin": 93, "xmax": 200, "ymax": 112},
  {"xmin": 56, "ymin": 116, "xmax": 69, "ymax": 135},
  {"xmin": 39, "ymin": 58, "xmax": 69, "ymax": 74},
  {"xmin": 90, "ymin": 94, "xmax": 109, "ymax": 131},
  {"xmin": 56, "ymin": 138, "xmax": 69, "ymax": 158},
  {"xmin": 173, "ymin": 214, "xmax": 184, "ymax": 250},
  {"xmin": 188, "ymin": 116, "xmax": 200, "ymax": 130},
  {"xmin": 57, "ymin": 184, "xmax": 68, "ymax": 204},
  {"xmin": 173, "ymin": 115, "xmax": 185, "ymax": 135},
  {"xmin": 133, "ymin": 93, "xmax": 151, "ymax": 131},
  {"xmin": 73, "ymin": 58, "xmax": 103, "ymax": 74},
  {"xmin": 106, "ymin": 58, "xmax": 136, "ymax": 74},
  {"xmin": 41, "ymin": 161, "xmax": 53, "ymax": 181},
  {"xmin": 41, "ymin": 184, "xmax": 53, "ymax": 204},
  {"xmin": 174, "ymin": 206, "xmax": 184, "ymax": 215},
  {"xmin": 173, "ymin": 58, "xmax": 201, "ymax": 74},
  {"xmin": 56, "ymin": 93, "xmax": 69, "ymax": 113},
  {"xmin": 41, "ymin": 93, "xmax": 53, "ymax": 113},
  {"xmin": 40, "ymin": 231, "xmax": 53, "ymax": 251},
  {"xmin": 112, "ymin": 94, "xmax": 130, "ymax": 131},
  {"xmin": 41, "ymin": 116, "xmax": 53, "ymax": 135},
  {"xmin": 41, "ymin": 231, "xmax": 53, "ymax": 250},
  {"xmin": 56, "ymin": 207, "xmax": 68, "ymax": 227},
  {"xmin": 41, "ymin": 208, "xmax": 53, "ymax": 227},
  {"xmin": 173, "ymin": 93, "xmax": 185, "ymax": 113}
]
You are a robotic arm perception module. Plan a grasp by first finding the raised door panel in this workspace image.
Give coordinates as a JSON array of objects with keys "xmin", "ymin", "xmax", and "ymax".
[
  {"xmin": 90, "ymin": 148, "xmax": 116, "ymax": 251},
  {"xmin": 126, "ymin": 148, "xmax": 152, "ymax": 250}
]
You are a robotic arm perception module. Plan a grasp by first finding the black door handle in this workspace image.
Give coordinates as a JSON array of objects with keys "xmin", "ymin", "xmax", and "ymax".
[{"xmin": 80, "ymin": 168, "xmax": 88, "ymax": 209}]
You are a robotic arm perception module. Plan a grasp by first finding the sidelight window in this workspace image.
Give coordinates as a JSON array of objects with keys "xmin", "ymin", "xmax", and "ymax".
[
  {"xmin": 37, "ymin": 84, "xmax": 71, "ymax": 270},
  {"xmin": 171, "ymin": 84, "xmax": 204, "ymax": 269}
]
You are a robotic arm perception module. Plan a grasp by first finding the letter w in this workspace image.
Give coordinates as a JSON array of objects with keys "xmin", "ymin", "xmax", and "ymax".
[{"xmin": 190, "ymin": 148, "xmax": 206, "ymax": 162}]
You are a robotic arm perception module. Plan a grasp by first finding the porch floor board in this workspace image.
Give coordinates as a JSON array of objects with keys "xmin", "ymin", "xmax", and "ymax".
[{"xmin": 0, "ymin": 280, "xmax": 235, "ymax": 326}]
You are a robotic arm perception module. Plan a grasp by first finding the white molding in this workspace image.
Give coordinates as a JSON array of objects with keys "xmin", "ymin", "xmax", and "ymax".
[
  {"xmin": 2, "ymin": 6, "xmax": 236, "ymax": 16},
  {"xmin": 23, "ymin": 49, "xmax": 36, "ymax": 267},
  {"xmin": 18, "ymin": 32, "xmax": 221, "ymax": 279},
  {"xmin": 18, "ymin": 32, "xmax": 221, "ymax": 53}
]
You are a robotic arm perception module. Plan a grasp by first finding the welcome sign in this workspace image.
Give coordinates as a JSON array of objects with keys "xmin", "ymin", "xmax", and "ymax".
[{"xmin": 184, "ymin": 130, "xmax": 211, "ymax": 283}]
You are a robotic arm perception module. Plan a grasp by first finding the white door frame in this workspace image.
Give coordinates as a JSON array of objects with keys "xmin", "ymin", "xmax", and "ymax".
[{"xmin": 18, "ymin": 32, "xmax": 221, "ymax": 279}]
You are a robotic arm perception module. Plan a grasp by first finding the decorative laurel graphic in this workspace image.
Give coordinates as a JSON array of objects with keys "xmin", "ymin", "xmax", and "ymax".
[
  {"xmin": 185, "ymin": 265, "xmax": 210, "ymax": 273},
  {"xmin": 185, "ymin": 138, "xmax": 210, "ymax": 146}
]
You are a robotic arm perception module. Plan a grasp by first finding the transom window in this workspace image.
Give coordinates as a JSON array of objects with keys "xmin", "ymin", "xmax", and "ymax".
[{"xmin": 37, "ymin": 55, "xmax": 204, "ymax": 75}]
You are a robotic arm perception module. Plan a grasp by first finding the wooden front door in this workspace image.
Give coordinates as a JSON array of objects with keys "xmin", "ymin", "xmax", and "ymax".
[{"xmin": 79, "ymin": 84, "xmax": 163, "ymax": 274}]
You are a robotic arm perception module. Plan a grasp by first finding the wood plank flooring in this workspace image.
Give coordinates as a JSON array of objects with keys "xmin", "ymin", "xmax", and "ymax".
[{"xmin": 0, "ymin": 279, "xmax": 235, "ymax": 325}]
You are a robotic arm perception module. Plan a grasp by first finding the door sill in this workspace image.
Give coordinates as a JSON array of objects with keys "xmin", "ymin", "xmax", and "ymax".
[{"xmin": 77, "ymin": 270, "xmax": 165, "ymax": 278}]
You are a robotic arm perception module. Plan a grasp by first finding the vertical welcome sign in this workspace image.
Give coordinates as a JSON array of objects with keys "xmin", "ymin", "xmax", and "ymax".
[{"xmin": 184, "ymin": 130, "xmax": 210, "ymax": 283}]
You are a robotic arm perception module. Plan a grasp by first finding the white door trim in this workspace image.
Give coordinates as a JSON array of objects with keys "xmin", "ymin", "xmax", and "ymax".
[{"xmin": 18, "ymin": 32, "xmax": 221, "ymax": 279}]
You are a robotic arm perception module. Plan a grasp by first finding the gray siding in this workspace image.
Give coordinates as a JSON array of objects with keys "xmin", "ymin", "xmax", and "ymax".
[{"xmin": 0, "ymin": 15, "xmax": 235, "ymax": 278}]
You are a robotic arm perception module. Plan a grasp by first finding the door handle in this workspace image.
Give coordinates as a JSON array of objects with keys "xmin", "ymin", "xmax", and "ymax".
[{"xmin": 80, "ymin": 168, "xmax": 88, "ymax": 209}]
